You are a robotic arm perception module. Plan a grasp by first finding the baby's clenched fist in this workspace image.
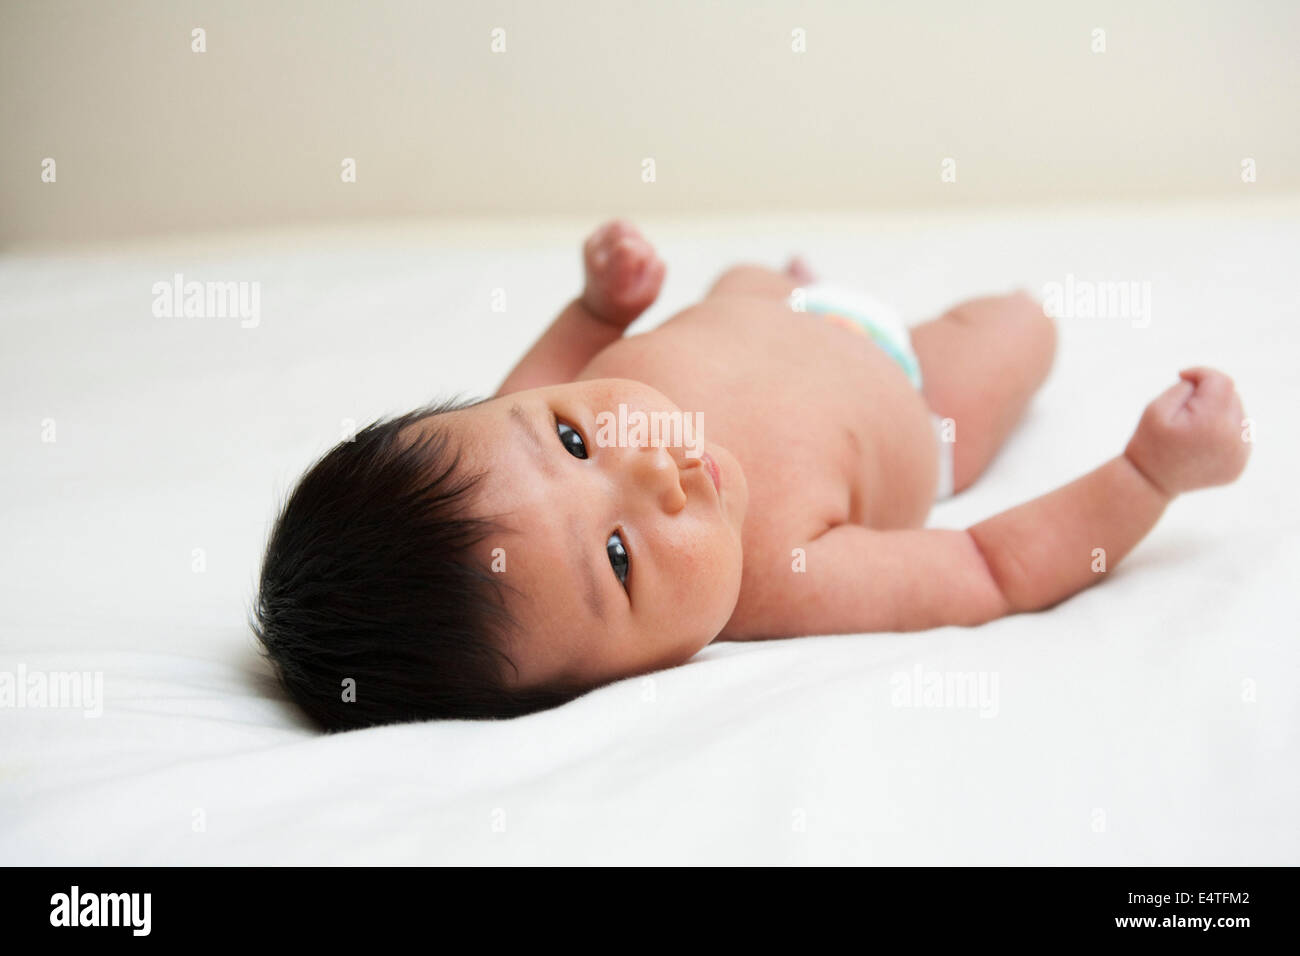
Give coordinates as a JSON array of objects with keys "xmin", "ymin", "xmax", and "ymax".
[
  {"xmin": 1125, "ymin": 367, "xmax": 1251, "ymax": 497},
  {"xmin": 581, "ymin": 219, "xmax": 666, "ymax": 329}
]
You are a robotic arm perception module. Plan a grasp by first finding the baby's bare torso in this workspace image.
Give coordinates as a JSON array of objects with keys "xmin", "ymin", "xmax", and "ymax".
[{"xmin": 578, "ymin": 295, "xmax": 938, "ymax": 636}]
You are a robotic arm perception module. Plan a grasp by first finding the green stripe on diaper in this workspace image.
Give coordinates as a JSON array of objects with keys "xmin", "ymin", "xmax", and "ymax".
[{"xmin": 805, "ymin": 304, "xmax": 923, "ymax": 389}]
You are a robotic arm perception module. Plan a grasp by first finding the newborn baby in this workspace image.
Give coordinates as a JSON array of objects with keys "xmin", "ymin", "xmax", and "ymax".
[{"xmin": 253, "ymin": 219, "xmax": 1250, "ymax": 730}]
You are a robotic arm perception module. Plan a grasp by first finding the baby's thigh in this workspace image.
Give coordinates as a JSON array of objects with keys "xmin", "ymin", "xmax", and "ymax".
[
  {"xmin": 706, "ymin": 264, "xmax": 801, "ymax": 300},
  {"xmin": 913, "ymin": 292, "xmax": 1055, "ymax": 406},
  {"xmin": 909, "ymin": 292, "xmax": 1057, "ymax": 491}
]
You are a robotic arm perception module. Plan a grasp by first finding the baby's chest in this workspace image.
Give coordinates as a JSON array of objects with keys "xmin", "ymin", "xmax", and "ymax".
[{"xmin": 588, "ymin": 300, "xmax": 938, "ymax": 525}]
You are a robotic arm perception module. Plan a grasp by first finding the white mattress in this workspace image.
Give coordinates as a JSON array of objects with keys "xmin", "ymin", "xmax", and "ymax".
[{"xmin": 2, "ymin": 201, "xmax": 1297, "ymax": 864}]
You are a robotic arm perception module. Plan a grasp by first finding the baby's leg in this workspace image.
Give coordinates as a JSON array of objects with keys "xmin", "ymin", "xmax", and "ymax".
[
  {"xmin": 706, "ymin": 260, "xmax": 811, "ymax": 299},
  {"xmin": 910, "ymin": 291, "xmax": 1057, "ymax": 493}
]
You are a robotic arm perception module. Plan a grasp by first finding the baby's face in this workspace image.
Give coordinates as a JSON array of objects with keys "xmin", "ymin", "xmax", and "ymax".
[{"xmin": 427, "ymin": 378, "xmax": 748, "ymax": 691}]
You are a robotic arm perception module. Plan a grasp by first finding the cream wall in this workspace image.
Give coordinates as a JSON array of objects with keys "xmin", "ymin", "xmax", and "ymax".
[{"xmin": 2, "ymin": 0, "xmax": 1297, "ymax": 245}]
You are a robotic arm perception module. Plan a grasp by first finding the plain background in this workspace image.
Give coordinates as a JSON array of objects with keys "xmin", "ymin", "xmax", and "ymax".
[
  {"xmin": 3, "ymin": 0, "xmax": 1299, "ymax": 245},
  {"xmin": 2, "ymin": 2, "xmax": 1297, "ymax": 866}
]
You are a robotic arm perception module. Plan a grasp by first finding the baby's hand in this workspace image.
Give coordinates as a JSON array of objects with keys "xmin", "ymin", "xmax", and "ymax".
[
  {"xmin": 1124, "ymin": 367, "xmax": 1251, "ymax": 497},
  {"xmin": 581, "ymin": 219, "xmax": 666, "ymax": 328}
]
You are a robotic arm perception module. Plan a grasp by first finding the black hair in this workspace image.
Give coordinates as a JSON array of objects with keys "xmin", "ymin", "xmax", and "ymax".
[{"xmin": 250, "ymin": 398, "xmax": 575, "ymax": 730}]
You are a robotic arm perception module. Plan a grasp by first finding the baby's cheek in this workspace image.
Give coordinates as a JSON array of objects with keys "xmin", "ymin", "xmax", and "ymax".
[{"xmin": 674, "ymin": 533, "xmax": 742, "ymax": 632}]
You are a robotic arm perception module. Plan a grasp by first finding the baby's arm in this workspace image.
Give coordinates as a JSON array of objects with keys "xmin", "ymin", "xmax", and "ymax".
[
  {"xmin": 495, "ymin": 220, "xmax": 665, "ymax": 396},
  {"xmin": 753, "ymin": 368, "xmax": 1249, "ymax": 636}
]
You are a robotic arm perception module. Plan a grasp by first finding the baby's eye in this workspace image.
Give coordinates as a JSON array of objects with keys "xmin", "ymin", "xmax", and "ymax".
[
  {"xmin": 606, "ymin": 531, "xmax": 630, "ymax": 588},
  {"xmin": 556, "ymin": 420, "xmax": 587, "ymax": 459}
]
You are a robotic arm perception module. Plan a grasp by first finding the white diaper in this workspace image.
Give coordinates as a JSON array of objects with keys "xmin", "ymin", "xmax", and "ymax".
[{"xmin": 791, "ymin": 281, "xmax": 924, "ymax": 389}]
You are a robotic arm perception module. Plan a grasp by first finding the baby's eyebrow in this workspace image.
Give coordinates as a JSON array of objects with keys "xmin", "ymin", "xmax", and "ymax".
[
  {"xmin": 509, "ymin": 401, "xmax": 605, "ymax": 621},
  {"xmin": 581, "ymin": 558, "xmax": 606, "ymax": 622},
  {"xmin": 509, "ymin": 402, "xmax": 556, "ymax": 477}
]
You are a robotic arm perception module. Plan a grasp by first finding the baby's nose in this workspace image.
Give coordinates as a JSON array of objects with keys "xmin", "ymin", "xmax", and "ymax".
[{"xmin": 622, "ymin": 444, "xmax": 686, "ymax": 514}]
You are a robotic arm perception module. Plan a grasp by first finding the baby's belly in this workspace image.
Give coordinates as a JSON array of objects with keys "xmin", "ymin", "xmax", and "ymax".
[{"xmin": 580, "ymin": 296, "xmax": 940, "ymax": 530}]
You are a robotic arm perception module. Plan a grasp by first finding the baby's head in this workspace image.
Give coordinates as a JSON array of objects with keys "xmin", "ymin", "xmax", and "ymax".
[{"xmin": 253, "ymin": 378, "xmax": 748, "ymax": 730}]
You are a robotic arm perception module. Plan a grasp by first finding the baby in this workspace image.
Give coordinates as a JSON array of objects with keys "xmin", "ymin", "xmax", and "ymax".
[{"xmin": 253, "ymin": 219, "xmax": 1250, "ymax": 730}]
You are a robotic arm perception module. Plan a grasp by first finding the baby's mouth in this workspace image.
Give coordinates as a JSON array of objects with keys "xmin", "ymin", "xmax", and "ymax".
[{"xmin": 700, "ymin": 452, "xmax": 721, "ymax": 493}]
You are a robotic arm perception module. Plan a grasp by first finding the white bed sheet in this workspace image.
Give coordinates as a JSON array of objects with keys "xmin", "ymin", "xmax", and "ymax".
[{"xmin": 2, "ymin": 201, "xmax": 1297, "ymax": 864}]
